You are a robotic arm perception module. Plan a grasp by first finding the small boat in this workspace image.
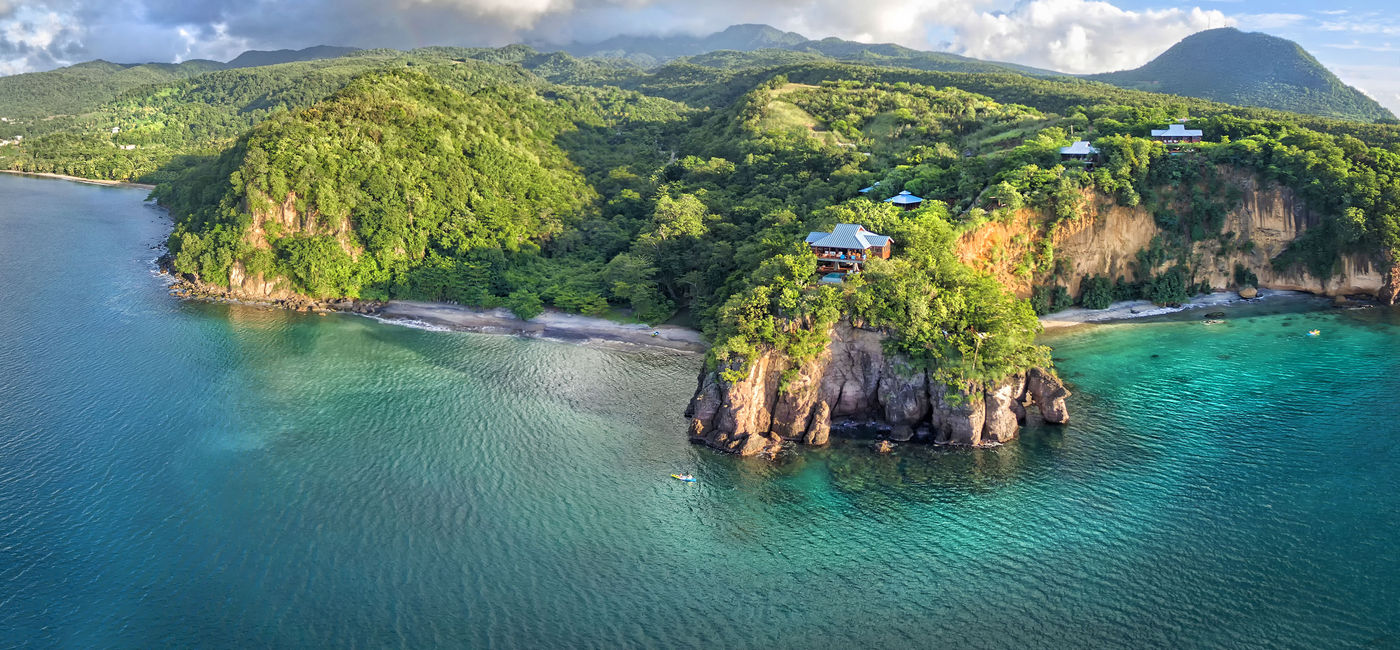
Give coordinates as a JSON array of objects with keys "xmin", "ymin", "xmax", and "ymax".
[
  {"xmin": 1307, "ymin": 329, "xmax": 1321, "ymax": 337},
  {"xmin": 671, "ymin": 473, "xmax": 696, "ymax": 483}
]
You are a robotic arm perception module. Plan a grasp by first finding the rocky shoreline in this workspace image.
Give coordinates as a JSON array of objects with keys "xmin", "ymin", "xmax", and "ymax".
[
  {"xmin": 164, "ymin": 277, "xmax": 708, "ymax": 353},
  {"xmin": 685, "ymin": 323, "xmax": 1070, "ymax": 458},
  {"xmin": 167, "ymin": 277, "xmax": 385, "ymax": 315}
]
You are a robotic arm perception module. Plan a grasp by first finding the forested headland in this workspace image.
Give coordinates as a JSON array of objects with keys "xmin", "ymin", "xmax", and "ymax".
[{"xmin": 3, "ymin": 40, "xmax": 1399, "ymax": 395}]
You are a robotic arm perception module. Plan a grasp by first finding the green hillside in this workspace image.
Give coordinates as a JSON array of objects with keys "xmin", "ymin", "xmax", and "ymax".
[
  {"xmin": 1089, "ymin": 28, "xmax": 1394, "ymax": 122},
  {"xmin": 562, "ymin": 23, "xmax": 1054, "ymax": 77},
  {"xmin": 3, "ymin": 39, "xmax": 1400, "ymax": 389},
  {"xmin": 564, "ymin": 24, "xmax": 1389, "ymax": 122},
  {"xmin": 0, "ymin": 59, "xmax": 222, "ymax": 119},
  {"xmin": 0, "ymin": 46, "xmax": 362, "ymax": 122}
]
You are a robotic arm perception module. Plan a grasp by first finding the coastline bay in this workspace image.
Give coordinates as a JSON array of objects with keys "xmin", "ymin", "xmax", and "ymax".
[{"xmin": 2, "ymin": 174, "xmax": 1398, "ymax": 647}]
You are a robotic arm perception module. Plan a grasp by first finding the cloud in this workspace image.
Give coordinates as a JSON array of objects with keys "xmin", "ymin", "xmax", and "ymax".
[
  {"xmin": 1331, "ymin": 63, "xmax": 1400, "ymax": 115},
  {"xmin": 0, "ymin": 0, "xmax": 1249, "ymax": 79},
  {"xmin": 945, "ymin": 1, "xmax": 1230, "ymax": 73},
  {"xmin": 0, "ymin": 5, "xmax": 84, "ymax": 74},
  {"xmin": 1324, "ymin": 41, "xmax": 1400, "ymax": 52},
  {"xmin": 1319, "ymin": 15, "xmax": 1400, "ymax": 36}
]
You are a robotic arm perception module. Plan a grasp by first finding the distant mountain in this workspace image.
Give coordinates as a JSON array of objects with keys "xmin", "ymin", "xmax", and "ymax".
[
  {"xmin": 225, "ymin": 45, "xmax": 362, "ymax": 69},
  {"xmin": 0, "ymin": 46, "xmax": 359, "ymax": 120},
  {"xmin": 561, "ymin": 23, "xmax": 1055, "ymax": 76},
  {"xmin": 0, "ymin": 60, "xmax": 222, "ymax": 119},
  {"xmin": 563, "ymin": 24, "xmax": 806, "ymax": 65},
  {"xmin": 1088, "ymin": 28, "xmax": 1394, "ymax": 122}
]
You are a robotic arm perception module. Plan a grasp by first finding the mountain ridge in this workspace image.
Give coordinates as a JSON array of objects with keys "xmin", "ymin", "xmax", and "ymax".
[{"xmin": 1087, "ymin": 28, "xmax": 1393, "ymax": 122}]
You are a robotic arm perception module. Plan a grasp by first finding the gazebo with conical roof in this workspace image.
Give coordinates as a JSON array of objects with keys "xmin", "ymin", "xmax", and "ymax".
[{"xmin": 883, "ymin": 190, "xmax": 923, "ymax": 211}]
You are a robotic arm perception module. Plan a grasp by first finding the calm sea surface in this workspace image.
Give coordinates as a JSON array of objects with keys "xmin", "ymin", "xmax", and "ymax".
[{"xmin": 1, "ymin": 173, "xmax": 1397, "ymax": 648}]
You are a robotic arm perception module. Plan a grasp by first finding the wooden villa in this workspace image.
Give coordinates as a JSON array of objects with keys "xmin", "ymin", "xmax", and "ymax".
[
  {"xmin": 805, "ymin": 224, "xmax": 893, "ymax": 277},
  {"xmin": 882, "ymin": 190, "xmax": 923, "ymax": 211},
  {"xmin": 1059, "ymin": 140, "xmax": 1099, "ymax": 166},
  {"xmin": 1151, "ymin": 123, "xmax": 1203, "ymax": 148}
]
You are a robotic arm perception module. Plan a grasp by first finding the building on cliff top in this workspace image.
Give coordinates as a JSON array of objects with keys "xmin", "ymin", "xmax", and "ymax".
[
  {"xmin": 1059, "ymin": 140, "xmax": 1099, "ymax": 166},
  {"xmin": 1151, "ymin": 123, "xmax": 1203, "ymax": 152},
  {"xmin": 805, "ymin": 224, "xmax": 893, "ymax": 278}
]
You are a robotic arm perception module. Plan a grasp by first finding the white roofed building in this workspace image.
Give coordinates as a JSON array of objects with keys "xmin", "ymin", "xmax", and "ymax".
[{"xmin": 1150, "ymin": 123, "xmax": 1203, "ymax": 144}]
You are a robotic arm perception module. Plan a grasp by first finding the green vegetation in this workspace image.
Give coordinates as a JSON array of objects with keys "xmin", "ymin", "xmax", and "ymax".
[
  {"xmin": 0, "ymin": 60, "xmax": 220, "ymax": 120},
  {"xmin": 4, "ymin": 35, "xmax": 1399, "ymax": 393},
  {"xmin": 0, "ymin": 46, "xmax": 358, "ymax": 122}
]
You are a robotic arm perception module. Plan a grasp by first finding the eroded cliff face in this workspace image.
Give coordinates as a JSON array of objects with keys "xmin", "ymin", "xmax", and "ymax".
[
  {"xmin": 685, "ymin": 323, "xmax": 1069, "ymax": 457},
  {"xmin": 165, "ymin": 190, "xmax": 375, "ymax": 311},
  {"xmin": 958, "ymin": 170, "xmax": 1391, "ymax": 300}
]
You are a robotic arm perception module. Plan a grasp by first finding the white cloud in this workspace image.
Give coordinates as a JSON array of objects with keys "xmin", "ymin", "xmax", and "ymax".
[
  {"xmin": 941, "ymin": 1, "xmax": 1231, "ymax": 73},
  {"xmin": 0, "ymin": 5, "xmax": 84, "ymax": 75},
  {"xmin": 174, "ymin": 22, "xmax": 249, "ymax": 63},
  {"xmin": 1320, "ymin": 17, "xmax": 1400, "ymax": 36},
  {"xmin": 1324, "ymin": 41, "xmax": 1400, "ymax": 52},
  {"xmin": 1330, "ymin": 63, "xmax": 1400, "ymax": 116}
]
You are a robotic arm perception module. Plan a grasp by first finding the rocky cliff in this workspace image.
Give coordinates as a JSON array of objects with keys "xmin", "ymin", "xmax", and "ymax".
[
  {"xmin": 684, "ymin": 323, "xmax": 1069, "ymax": 457},
  {"xmin": 958, "ymin": 169, "xmax": 1393, "ymax": 300}
]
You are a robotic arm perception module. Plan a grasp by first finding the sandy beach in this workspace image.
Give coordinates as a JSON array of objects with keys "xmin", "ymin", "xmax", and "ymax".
[
  {"xmin": 1039, "ymin": 289, "xmax": 1308, "ymax": 329},
  {"xmin": 0, "ymin": 169, "xmax": 156, "ymax": 190},
  {"xmin": 374, "ymin": 300, "xmax": 709, "ymax": 353}
]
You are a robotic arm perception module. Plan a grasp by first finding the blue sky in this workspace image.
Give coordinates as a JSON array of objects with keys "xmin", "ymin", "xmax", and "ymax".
[{"xmin": 1, "ymin": 0, "xmax": 1397, "ymax": 115}]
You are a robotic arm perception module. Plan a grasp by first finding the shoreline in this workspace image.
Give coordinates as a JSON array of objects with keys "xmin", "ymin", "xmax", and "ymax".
[
  {"xmin": 165, "ymin": 273, "xmax": 708, "ymax": 354},
  {"xmin": 373, "ymin": 301, "xmax": 708, "ymax": 354},
  {"xmin": 1038, "ymin": 289, "xmax": 1321, "ymax": 329},
  {"xmin": 0, "ymin": 169, "xmax": 156, "ymax": 190}
]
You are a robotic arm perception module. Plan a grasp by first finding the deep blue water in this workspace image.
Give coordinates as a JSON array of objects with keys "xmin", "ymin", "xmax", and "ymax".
[{"xmin": 1, "ymin": 173, "xmax": 1398, "ymax": 648}]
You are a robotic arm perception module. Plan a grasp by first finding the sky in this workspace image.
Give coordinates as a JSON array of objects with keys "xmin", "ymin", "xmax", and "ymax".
[{"xmin": 1, "ymin": 0, "xmax": 1398, "ymax": 114}]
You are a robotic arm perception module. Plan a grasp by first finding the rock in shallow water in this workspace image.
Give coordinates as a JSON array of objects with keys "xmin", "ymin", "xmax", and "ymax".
[{"xmin": 684, "ymin": 323, "xmax": 1070, "ymax": 457}]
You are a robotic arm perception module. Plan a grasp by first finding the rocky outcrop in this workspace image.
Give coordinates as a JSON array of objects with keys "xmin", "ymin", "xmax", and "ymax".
[
  {"xmin": 957, "ymin": 168, "xmax": 1394, "ymax": 301},
  {"xmin": 685, "ymin": 323, "xmax": 1070, "ymax": 457},
  {"xmin": 1026, "ymin": 368, "xmax": 1070, "ymax": 424},
  {"xmin": 165, "ymin": 276, "xmax": 383, "ymax": 315}
]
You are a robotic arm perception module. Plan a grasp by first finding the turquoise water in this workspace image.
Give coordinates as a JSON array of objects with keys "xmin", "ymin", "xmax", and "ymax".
[{"xmin": 2, "ymin": 173, "xmax": 1398, "ymax": 648}]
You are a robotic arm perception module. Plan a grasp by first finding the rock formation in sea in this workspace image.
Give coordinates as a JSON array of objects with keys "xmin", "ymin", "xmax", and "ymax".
[{"xmin": 684, "ymin": 323, "xmax": 1070, "ymax": 457}]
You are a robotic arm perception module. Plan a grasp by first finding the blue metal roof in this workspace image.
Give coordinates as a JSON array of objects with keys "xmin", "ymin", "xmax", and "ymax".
[
  {"xmin": 858, "ymin": 181, "xmax": 882, "ymax": 194},
  {"xmin": 883, "ymin": 190, "xmax": 923, "ymax": 205},
  {"xmin": 807, "ymin": 223, "xmax": 892, "ymax": 250}
]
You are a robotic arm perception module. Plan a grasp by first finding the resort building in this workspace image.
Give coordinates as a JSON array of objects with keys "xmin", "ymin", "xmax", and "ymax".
[
  {"xmin": 1059, "ymin": 140, "xmax": 1099, "ymax": 164},
  {"xmin": 882, "ymin": 190, "xmax": 923, "ymax": 211},
  {"xmin": 805, "ymin": 224, "xmax": 893, "ymax": 280},
  {"xmin": 1151, "ymin": 123, "xmax": 1203, "ymax": 145}
]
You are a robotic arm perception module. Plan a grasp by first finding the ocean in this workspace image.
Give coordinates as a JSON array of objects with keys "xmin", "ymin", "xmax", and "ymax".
[{"xmin": 1, "ymin": 173, "xmax": 1396, "ymax": 648}]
